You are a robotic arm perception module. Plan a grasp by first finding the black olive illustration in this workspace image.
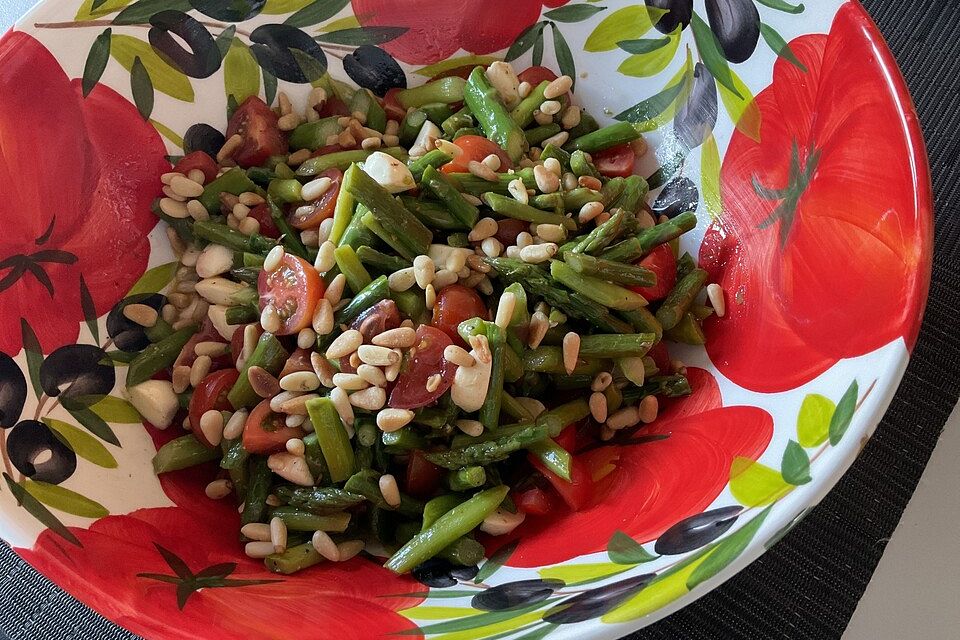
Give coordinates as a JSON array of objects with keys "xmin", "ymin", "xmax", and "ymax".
[
  {"xmin": 249, "ymin": 24, "xmax": 327, "ymax": 84},
  {"xmin": 449, "ymin": 564, "xmax": 479, "ymax": 582},
  {"xmin": 471, "ymin": 578, "xmax": 565, "ymax": 611},
  {"xmin": 342, "ymin": 46, "xmax": 406, "ymax": 97},
  {"xmin": 673, "ymin": 62, "xmax": 717, "ymax": 151},
  {"xmin": 652, "ymin": 177, "xmax": 700, "ymax": 219},
  {"xmin": 0, "ymin": 354, "xmax": 27, "ymax": 429},
  {"xmin": 184, "ymin": 123, "xmax": 226, "ymax": 159},
  {"xmin": 705, "ymin": 0, "xmax": 761, "ymax": 64},
  {"xmin": 7, "ymin": 420, "xmax": 77, "ymax": 485},
  {"xmin": 655, "ymin": 505, "xmax": 742, "ymax": 555},
  {"xmin": 107, "ymin": 293, "xmax": 167, "ymax": 353},
  {"xmin": 542, "ymin": 574, "xmax": 655, "ymax": 624},
  {"xmin": 412, "ymin": 558, "xmax": 459, "ymax": 588},
  {"xmin": 188, "ymin": 0, "xmax": 266, "ymax": 22},
  {"xmin": 148, "ymin": 11, "xmax": 220, "ymax": 79},
  {"xmin": 39, "ymin": 344, "xmax": 115, "ymax": 407},
  {"xmin": 645, "ymin": 0, "xmax": 693, "ymax": 34}
]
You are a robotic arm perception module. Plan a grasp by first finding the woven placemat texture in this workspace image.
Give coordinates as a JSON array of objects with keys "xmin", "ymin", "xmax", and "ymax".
[{"xmin": 1, "ymin": 0, "xmax": 958, "ymax": 638}]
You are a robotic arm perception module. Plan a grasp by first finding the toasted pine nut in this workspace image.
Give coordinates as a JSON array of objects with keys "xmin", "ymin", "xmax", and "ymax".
[
  {"xmin": 388, "ymin": 267, "xmax": 416, "ymax": 292},
  {"xmin": 468, "ymin": 217, "xmax": 498, "ymax": 242},
  {"xmin": 356, "ymin": 364, "xmax": 387, "ymax": 387},
  {"xmin": 245, "ymin": 541, "xmax": 276, "ymax": 559},
  {"xmin": 302, "ymin": 177, "xmax": 333, "ymax": 202},
  {"xmin": 468, "ymin": 160, "xmax": 498, "ymax": 182},
  {"xmin": 159, "ymin": 197, "xmax": 190, "ymax": 219},
  {"xmin": 312, "ymin": 298, "xmax": 334, "ymax": 336},
  {"xmin": 223, "ymin": 409, "xmax": 248, "ymax": 440},
  {"xmin": 544, "ymin": 75, "xmax": 573, "ymax": 99},
  {"xmin": 519, "ymin": 243, "xmax": 557, "ymax": 264},
  {"xmin": 578, "ymin": 201, "xmax": 605, "ymax": 223},
  {"xmin": 481, "ymin": 237, "xmax": 503, "ymax": 258},
  {"xmin": 578, "ymin": 175, "xmax": 602, "ymax": 191},
  {"xmin": 379, "ymin": 474, "xmax": 401, "ymax": 507},
  {"xmin": 589, "ymin": 392, "xmax": 608, "ymax": 423},
  {"xmin": 444, "ymin": 345, "xmax": 475, "ymax": 368},
  {"xmin": 314, "ymin": 241, "xmax": 336, "ymax": 273},
  {"xmin": 561, "ymin": 105, "xmax": 582, "ymax": 129},
  {"xmin": 507, "ymin": 178, "xmax": 529, "ymax": 204},
  {"xmin": 413, "ymin": 255, "xmax": 435, "ymax": 288},
  {"xmin": 267, "ymin": 452, "xmax": 314, "ymax": 486},
  {"xmin": 326, "ymin": 329, "xmax": 363, "ymax": 359},
  {"xmin": 495, "ymin": 291, "xmax": 517, "ymax": 329},
  {"xmin": 199, "ymin": 409, "xmax": 224, "ymax": 447},
  {"xmin": 330, "ymin": 386, "xmax": 354, "ymax": 426},
  {"xmin": 591, "ymin": 372, "xmax": 613, "ymax": 392},
  {"xmin": 332, "ymin": 373, "xmax": 368, "ymax": 391},
  {"xmin": 311, "ymin": 352, "xmax": 335, "ymax": 388},
  {"xmin": 249, "ymin": 366, "xmax": 282, "ymax": 398},
  {"xmin": 123, "ymin": 303, "xmax": 158, "ymax": 327},
  {"xmin": 260, "ymin": 304, "xmax": 281, "ymax": 333},
  {"xmin": 280, "ymin": 371, "xmax": 321, "ymax": 392},
  {"xmin": 337, "ymin": 539, "xmax": 365, "ymax": 562},
  {"xmin": 312, "ymin": 530, "xmax": 340, "ymax": 561},
  {"xmin": 607, "ymin": 406, "xmax": 641, "ymax": 430},
  {"xmin": 376, "ymin": 408, "xmax": 414, "ymax": 432},
  {"xmin": 482, "ymin": 154, "xmax": 502, "ymax": 171},
  {"xmin": 190, "ymin": 355, "xmax": 212, "ymax": 388},
  {"xmin": 264, "ymin": 245, "xmax": 285, "ymax": 273},
  {"xmin": 528, "ymin": 311, "xmax": 549, "ymax": 348},
  {"xmin": 534, "ymin": 165, "xmax": 560, "ymax": 193},
  {"xmin": 535, "ymin": 223, "xmax": 565, "ymax": 243},
  {"xmin": 562, "ymin": 332, "xmax": 580, "ymax": 374},
  {"xmin": 540, "ymin": 99, "xmax": 562, "ymax": 115},
  {"xmin": 639, "ymin": 395, "xmax": 659, "ymax": 424},
  {"xmin": 707, "ymin": 283, "xmax": 726, "ymax": 317},
  {"xmin": 357, "ymin": 344, "xmax": 400, "ymax": 366},
  {"xmin": 455, "ymin": 419, "xmax": 484, "ymax": 437}
]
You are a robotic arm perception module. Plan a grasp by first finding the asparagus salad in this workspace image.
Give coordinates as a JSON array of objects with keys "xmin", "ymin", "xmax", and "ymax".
[{"xmin": 131, "ymin": 61, "xmax": 722, "ymax": 576}]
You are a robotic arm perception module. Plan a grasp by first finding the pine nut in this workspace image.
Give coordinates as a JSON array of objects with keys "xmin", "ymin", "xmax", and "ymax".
[
  {"xmin": 543, "ymin": 131, "xmax": 570, "ymax": 149},
  {"xmin": 349, "ymin": 386, "xmax": 386, "ymax": 411},
  {"xmin": 388, "ymin": 267, "xmax": 417, "ymax": 292},
  {"xmin": 280, "ymin": 371, "xmax": 321, "ymax": 392},
  {"xmin": 333, "ymin": 373, "xmax": 368, "ymax": 391},
  {"xmin": 591, "ymin": 372, "xmax": 613, "ymax": 392},
  {"xmin": 217, "ymin": 134, "xmax": 243, "ymax": 162},
  {"xmin": 518, "ymin": 81, "xmax": 533, "ymax": 98},
  {"xmin": 245, "ymin": 541, "xmax": 276, "ymax": 559},
  {"xmin": 241, "ymin": 324, "xmax": 259, "ymax": 364},
  {"xmin": 310, "ymin": 352, "xmax": 335, "ymax": 388},
  {"xmin": 312, "ymin": 530, "xmax": 341, "ymax": 561},
  {"xmin": 337, "ymin": 539, "xmax": 365, "ymax": 562},
  {"xmin": 468, "ymin": 217, "xmax": 498, "ymax": 242},
  {"xmin": 600, "ymin": 425, "xmax": 615, "ymax": 441},
  {"xmin": 468, "ymin": 160, "xmax": 498, "ymax": 182},
  {"xmin": 123, "ymin": 303, "xmax": 158, "ymax": 327},
  {"xmin": 383, "ymin": 134, "xmax": 400, "ymax": 147},
  {"xmin": 562, "ymin": 332, "xmax": 580, "ymax": 374},
  {"xmin": 425, "ymin": 283, "xmax": 437, "ymax": 309},
  {"xmin": 589, "ymin": 392, "xmax": 608, "ymax": 423},
  {"xmin": 495, "ymin": 291, "xmax": 516, "ymax": 329},
  {"xmin": 578, "ymin": 201, "xmax": 604, "ymax": 223},
  {"xmin": 432, "ymin": 269, "xmax": 458, "ymax": 289},
  {"xmin": 544, "ymin": 75, "xmax": 573, "ymax": 99},
  {"xmin": 326, "ymin": 329, "xmax": 363, "ymax": 359},
  {"xmin": 528, "ymin": 311, "xmax": 549, "ymax": 348},
  {"xmin": 315, "ymin": 241, "xmax": 336, "ymax": 273},
  {"xmin": 330, "ymin": 386, "xmax": 354, "ymax": 426},
  {"xmin": 578, "ymin": 175, "xmax": 602, "ymax": 190},
  {"xmin": 297, "ymin": 327, "xmax": 317, "ymax": 350},
  {"xmin": 170, "ymin": 365, "xmax": 191, "ymax": 394},
  {"xmin": 543, "ymin": 157, "xmax": 562, "ymax": 177},
  {"xmin": 199, "ymin": 409, "xmax": 224, "ymax": 447},
  {"xmin": 160, "ymin": 197, "xmax": 189, "ymax": 218},
  {"xmin": 534, "ymin": 165, "xmax": 560, "ymax": 193},
  {"xmin": 477, "ymin": 276, "xmax": 493, "ymax": 295},
  {"xmin": 637, "ymin": 210, "xmax": 656, "ymax": 229},
  {"xmin": 278, "ymin": 91, "xmax": 293, "ymax": 115},
  {"xmin": 562, "ymin": 171, "xmax": 578, "ymax": 191},
  {"xmin": 534, "ymin": 110, "xmax": 553, "ymax": 126},
  {"xmin": 239, "ymin": 192, "xmax": 265, "ymax": 206},
  {"xmin": 287, "ymin": 149, "xmax": 311, "ymax": 166},
  {"xmin": 540, "ymin": 99, "xmax": 562, "ymax": 115},
  {"xmin": 169, "ymin": 174, "xmax": 204, "ymax": 198},
  {"xmin": 270, "ymin": 516, "xmax": 288, "ymax": 554},
  {"xmin": 307, "ymin": 298, "xmax": 332, "ymax": 336},
  {"xmin": 278, "ymin": 113, "xmax": 300, "ymax": 131},
  {"xmin": 186, "ymin": 199, "xmax": 209, "ymax": 221},
  {"xmin": 285, "ymin": 438, "xmax": 305, "ymax": 456},
  {"xmin": 384, "ymin": 359, "xmax": 401, "ymax": 382},
  {"xmin": 223, "ymin": 409, "xmax": 248, "ymax": 440},
  {"xmin": 466, "ymin": 254, "xmax": 491, "ymax": 273},
  {"xmin": 507, "ymin": 178, "xmax": 529, "ymax": 204},
  {"xmin": 242, "ymin": 523, "xmax": 272, "ymax": 541},
  {"xmin": 260, "ymin": 304, "xmax": 281, "ymax": 333},
  {"xmin": 595, "ymin": 211, "xmax": 611, "ymax": 225},
  {"xmin": 302, "ymin": 177, "xmax": 333, "ymax": 202},
  {"xmin": 435, "ymin": 138, "xmax": 461, "ymax": 157},
  {"xmin": 279, "ymin": 393, "xmax": 318, "ymax": 415},
  {"xmin": 286, "ymin": 414, "xmax": 306, "ymax": 428},
  {"xmin": 561, "ymin": 105, "xmax": 582, "ymax": 129},
  {"xmin": 482, "ymin": 154, "xmax": 502, "ymax": 171},
  {"xmin": 481, "ymin": 237, "xmax": 503, "ymax": 258},
  {"xmin": 443, "ymin": 345, "xmax": 475, "ymax": 368},
  {"xmin": 267, "ymin": 452, "xmax": 314, "ymax": 486},
  {"xmin": 639, "ymin": 395, "xmax": 659, "ymax": 424},
  {"xmin": 324, "ymin": 273, "xmax": 346, "ymax": 305},
  {"xmin": 376, "ymin": 408, "xmax": 414, "ymax": 432},
  {"xmin": 413, "ymin": 255, "xmax": 435, "ymax": 288},
  {"xmin": 379, "ymin": 474, "xmax": 401, "ymax": 507},
  {"xmin": 607, "ymin": 406, "xmax": 641, "ymax": 430},
  {"xmin": 372, "ymin": 327, "xmax": 417, "ymax": 348},
  {"xmin": 481, "ymin": 508, "xmax": 526, "ymax": 536},
  {"xmin": 264, "ymin": 245, "xmax": 285, "ymax": 273},
  {"xmin": 357, "ymin": 364, "xmax": 387, "ymax": 387},
  {"xmin": 204, "ymin": 479, "xmax": 232, "ymax": 500},
  {"xmin": 248, "ymin": 366, "xmax": 281, "ymax": 398},
  {"xmin": 707, "ymin": 283, "xmax": 726, "ymax": 317},
  {"xmin": 189, "ymin": 355, "xmax": 211, "ymax": 388},
  {"xmin": 357, "ymin": 345, "xmax": 400, "ymax": 366},
  {"xmin": 535, "ymin": 223, "xmax": 565, "ymax": 243},
  {"xmin": 455, "ymin": 419, "xmax": 484, "ymax": 437},
  {"xmin": 519, "ymin": 243, "xmax": 557, "ymax": 264}
]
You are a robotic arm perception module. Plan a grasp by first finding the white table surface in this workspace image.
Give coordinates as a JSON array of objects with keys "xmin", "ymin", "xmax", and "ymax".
[{"xmin": 0, "ymin": 1, "xmax": 956, "ymax": 637}]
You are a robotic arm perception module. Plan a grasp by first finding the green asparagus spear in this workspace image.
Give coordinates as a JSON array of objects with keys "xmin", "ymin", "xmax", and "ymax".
[
  {"xmin": 333, "ymin": 275, "xmax": 390, "ymax": 327},
  {"xmin": 539, "ymin": 143, "xmax": 571, "ymax": 169},
  {"xmin": 396, "ymin": 77, "xmax": 467, "ymax": 109},
  {"xmin": 127, "ymin": 325, "xmax": 197, "ymax": 387},
  {"xmin": 566, "ymin": 110, "xmax": 600, "ymax": 139},
  {"xmin": 522, "ymin": 347, "xmax": 606, "ymax": 375},
  {"xmin": 265, "ymin": 542, "xmax": 324, "ymax": 574},
  {"xmin": 578, "ymin": 333, "xmax": 656, "ymax": 358},
  {"xmin": 441, "ymin": 105, "xmax": 473, "ymax": 136},
  {"xmin": 357, "ymin": 246, "xmax": 411, "ymax": 273},
  {"xmin": 329, "ymin": 186, "xmax": 355, "ymax": 246},
  {"xmin": 241, "ymin": 456, "xmax": 271, "ymax": 525},
  {"xmin": 570, "ymin": 149, "xmax": 600, "ymax": 178},
  {"xmin": 381, "ymin": 428, "xmax": 428, "ymax": 453},
  {"xmin": 288, "ymin": 117, "xmax": 341, "ymax": 151},
  {"xmin": 617, "ymin": 307, "xmax": 663, "ymax": 343},
  {"xmin": 228, "ymin": 333, "xmax": 289, "ymax": 409},
  {"xmin": 269, "ymin": 507, "xmax": 351, "ymax": 532},
  {"xmin": 267, "ymin": 178, "xmax": 302, "ymax": 204},
  {"xmin": 385, "ymin": 485, "xmax": 509, "ymax": 573},
  {"xmin": 536, "ymin": 398, "xmax": 592, "ymax": 437},
  {"xmin": 563, "ymin": 187, "xmax": 604, "ymax": 211},
  {"xmin": 526, "ymin": 123, "xmax": 561, "ymax": 146},
  {"xmin": 511, "ymin": 80, "xmax": 549, "ymax": 128},
  {"xmin": 655, "ymin": 268, "xmax": 708, "ymax": 331},
  {"xmin": 676, "ymin": 252, "xmax": 697, "ymax": 281},
  {"xmin": 420, "ymin": 165, "xmax": 480, "ymax": 228},
  {"xmin": 438, "ymin": 536, "xmax": 486, "ymax": 566},
  {"xmin": 483, "ymin": 193, "xmax": 576, "ymax": 230},
  {"xmin": 463, "ymin": 67, "xmax": 527, "ymax": 163},
  {"xmin": 563, "ymin": 252, "xmax": 656, "ymax": 287},
  {"xmin": 407, "ymin": 148, "xmax": 454, "ymax": 182},
  {"xmin": 664, "ymin": 312, "xmax": 706, "ymax": 345},
  {"xmin": 447, "ymin": 466, "xmax": 486, "ymax": 491},
  {"xmin": 333, "ymin": 244, "xmax": 372, "ymax": 294},
  {"xmin": 306, "ymin": 397, "xmax": 356, "ymax": 483},
  {"xmin": 399, "ymin": 108, "xmax": 428, "ymax": 147},
  {"xmin": 571, "ymin": 209, "xmax": 628, "ymax": 255},
  {"xmin": 528, "ymin": 438, "xmax": 572, "ymax": 482},
  {"xmin": 337, "ymin": 203, "xmax": 379, "ymax": 250},
  {"xmin": 194, "ymin": 220, "xmax": 276, "ymax": 255},
  {"xmin": 275, "ymin": 486, "xmax": 367, "ymax": 514},
  {"xmin": 267, "ymin": 196, "xmax": 309, "ymax": 259},
  {"xmin": 563, "ymin": 121, "xmax": 641, "ymax": 153},
  {"xmin": 422, "ymin": 494, "xmax": 464, "ymax": 530},
  {"xmin": 425, "ymin": 424, "xmax": 548, "ymax": 469},
  {"xmin": 344, "ymin": 469, "xmax": 423, "ymax": 516},
  {"xmin": 401, "ymin": 196, "xmax": 468, "ymax": 230},
  {"xmin": 296, "ymin": 147, "xmax": 407, "ymax": 176},
  {"xmin": 152, "ymin": 434, "xmax": 219, "ymax": 474},
  {"xmin": 550, "ymin": 260, "xmax": 648, "ymax": 311},
  {"xmin": 198, "ymin": 167, "xmax": 259, "ymax": 212}
]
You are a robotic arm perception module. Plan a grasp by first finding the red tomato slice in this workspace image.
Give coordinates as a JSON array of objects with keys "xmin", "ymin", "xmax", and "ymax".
[
  {"xmin": 593, "ymin": 144, "xmax": 637, "ymax": 178},
  {"xmin": 647, "ymin": 341, "xmax": 672, "ymax": 376},
  {"xmin": 279, "ymin": 348, "xmax": 313, "ymax": 378},
  {"xmin": 288, "ymin": 168, "xmax": 342, "ymax": 230},
  {"xmin": 189, "ymin": 369, "xmax": 240, "ymax": 447},
  {"xmin": 553, "ymin": 424, "xmax": 578, "ymax": 452},
  {"xmin": 230, "ymin": 323, "xmax": 262, "ymax": 367},
  {"xmin": 529, "ymin": 452, "xmax": 593, "ymax": 512},
  {"xmin": 630, "ymin": 245, "xmax": 676, "ymax": 302},
  {"xmin": 247, "ymin": 203, "xmax": 282, "ymax": 238},
  {"xmin": 174, "ymin": 318, "xmax": 227, "ymax": 369},
  {"xmin": 173, "ymin": 151, "xmax": 218, "ymax": 183},
  {"xmin": 225, "ymin": 96, "xmax": 287, "ymax": 168},
  {"xmin": 243, "ymin": 399, "xmax": 305, "ymax": 454},
  {"xmin": 316, "ymin": 93, "xmax": 351, "ymax": 118},
  {"xmin": 405, "ymin": 450, "xmax": 443, "ymax": 498},
  {"xmin": 388, "ymin": 326, "xmax": 456, "ymax": 409},
  {"xmin": 440, "ymin": 135, "xmax": 512, "ymax": 174},
  {"xmin": 493, "ymin": 218, "xmax": 530, "ymax": 247},
  {"xmin": 431, "ymin": 284, "xmax": 488, "ymax": 345},
  {"xmin": 517, "ymin": 66, "xmax": 558, "ymax": 86},
  {"xmin": 513, "ymin": 486, "xmax": 557, "ymax": 516},
  {"xmin": 257, "ymin": 254, "xmax": 325, "ymax": 335},
  {"xmin": 382, "ymin": 88, "xmax": 407, "ymax": 122}
]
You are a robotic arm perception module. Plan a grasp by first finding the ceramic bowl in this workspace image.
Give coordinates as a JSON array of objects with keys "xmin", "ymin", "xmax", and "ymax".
[{"xmin": 0, "ymin": 0, "xmax": 931, "ymax": 638}]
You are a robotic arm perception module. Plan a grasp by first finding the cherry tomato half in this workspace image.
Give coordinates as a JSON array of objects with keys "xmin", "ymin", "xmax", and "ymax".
[
  {"xmin": 247, "ymin": 203, "xmax": 282, "ymax": 238},
  {"xmin": 225, "ymin": 96, "xmax": 287, "ymax": 168},
  {"xmin": 647, "ymin": 341, "xmax": 672, "ymax": 376},
  {"xmin": 243, "ymin": 399, "xmax": 305, "ymax": 454},
  {"xmin": 173, "ymin": 151, "xmax": 218, "ymax": 183},
  {"xmin": 316, "ymin": 93, "xmax": 351, "ymax": 118},
  {"xmin": 257, "ymin": 254, "xmax": 325, "ymax": 335},
  {"xmin": 517, "ymin": 66, "xmax": 558, "ymax": 86},
  {"xmin": 382, "ymin": 88, "xmax": 407, "ymax": 122},
  {"xmin": 431, "ymin": 284, "xmax": 488, "ymax": 345},
  {"xmin": 493, "ymin": 218, "xmax": 530, "ymax": 247},
  {"xmin": 279, "ymin": 348, "xmax": 313, "ymax": 378},
  {"xmin": 388, "ymin": 326, "xmax": 456, "ymax": 409},
  {"xmin": 528, "ymin": 451, "xmax": 594, "ymax": 512},
  {"xmin": 513, "ymin": 486, "xmax": 558, "ymax": 516},
  {"xmin": 405, "ymin": 450, "xmax": 443, "ymax": 498},
  {"xmin": 440, "ymin": 135, "xmax": 513, "ymax": 174},
  {"xmin": 189, "ymin": 369, "xmax": 240, "ymax": 448},
  {"xmin": 288, "ymin": 168, "xmax": 342, "ymax": 230},
  {"xmin": 629, "ymin": 244, "xmax": 676, "ymax": 302},
  {"xmin": 593, "ymin": 144, "xmax": 637, "ymax": 178}
]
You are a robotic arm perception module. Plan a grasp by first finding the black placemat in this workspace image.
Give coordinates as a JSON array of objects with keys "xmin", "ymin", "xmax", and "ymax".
[{"xmin": 1, "ymin": 1, "xmax": 958, "ymax": 638}]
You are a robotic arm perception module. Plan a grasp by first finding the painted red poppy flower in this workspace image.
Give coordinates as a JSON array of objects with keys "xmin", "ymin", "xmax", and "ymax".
[
  {"xmin": 0, "ymin": 31, "xmax": 168, "ymax": 355},
  {"xmin": 493, "ymin": 368, "xmax": 773, "ymax": 568},
  {"xmin": 17, "ymin": 427, "xmax": 424, "ymax": 640},
  {"xmin": 699, "ymin": 3, "xmax": 932, "ymax": 393},
  {"xmin": 351, "ymin": 0, "xmax": 569, "ymax": 64}
]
